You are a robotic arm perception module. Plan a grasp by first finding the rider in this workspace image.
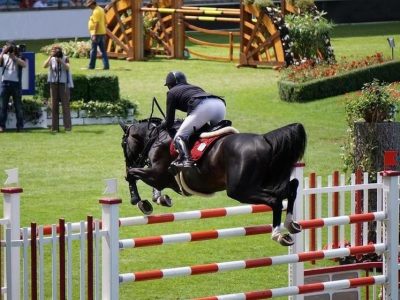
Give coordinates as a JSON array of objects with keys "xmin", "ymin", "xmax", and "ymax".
[{"xmin": 161, "ymin": 71, "xmax": 226, "ymax": 169}]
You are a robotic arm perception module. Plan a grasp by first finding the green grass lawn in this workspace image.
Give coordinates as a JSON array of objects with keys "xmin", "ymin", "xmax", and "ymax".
[{"xmin": 0, "ymin": 21, "xmax": 399, "ymax": 299}]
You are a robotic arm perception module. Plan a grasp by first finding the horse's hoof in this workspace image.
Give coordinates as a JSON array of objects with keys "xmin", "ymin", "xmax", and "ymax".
[
  {"xmin": 137, "ymin": 200, "xmax": 153, "ymax": 215},
  {"xmin": 153, "ymin": 195, "xmax": 173, "ymax": 207},
  {"xmin": 271, "ymin": 232, "xmax": 294, "ymax": 246},
  {"xmin": 279, "ymin": 233, "xmax": 294, "ymax": 246},
  {"xmin": 286, "ymin": 221, "xmax": 302, "ymax": 234}
]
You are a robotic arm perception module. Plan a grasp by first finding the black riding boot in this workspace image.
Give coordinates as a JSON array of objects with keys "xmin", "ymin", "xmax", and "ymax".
[{"xmin": 173, "ymin": 136, "xmax": 194, "ymax": 168}]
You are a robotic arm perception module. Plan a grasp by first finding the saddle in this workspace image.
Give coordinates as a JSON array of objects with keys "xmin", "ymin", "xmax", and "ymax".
[{"xmin": 169, "ymin": 120, "xmax": 239, "ymax": 162}]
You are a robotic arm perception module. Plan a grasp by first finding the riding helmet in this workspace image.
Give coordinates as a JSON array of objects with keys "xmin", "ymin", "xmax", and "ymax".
[{"xmin": 164, "ymin": 71, "xmax": 187, "ymax": 88}]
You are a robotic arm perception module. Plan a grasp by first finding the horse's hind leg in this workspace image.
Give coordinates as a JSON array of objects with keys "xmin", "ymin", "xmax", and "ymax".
[
  {"xmin": 152, "ymin": 188, "xmax": 172, "ymax": 207},
  {"xmin": 271, "ymin": 202, "xmax": 294, "ymax": 246},
  {"xmin": 227, "ymin": 184, "xmax": 294, "ymax": 246},
  {"xmin": 284, "ymin": 179, "xmax": 302, "ymax": 234}
]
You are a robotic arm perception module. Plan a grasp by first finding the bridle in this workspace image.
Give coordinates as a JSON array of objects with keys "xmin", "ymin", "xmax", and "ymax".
[{"xmin": 121, "ymin": 118, "xmax": 162, "ymax": 169}]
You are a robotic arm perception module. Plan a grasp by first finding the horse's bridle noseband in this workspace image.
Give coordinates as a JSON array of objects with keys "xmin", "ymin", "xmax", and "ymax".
[{"xmin": 121, "ymin": 118, "xmax": 162, "ymax": 169}]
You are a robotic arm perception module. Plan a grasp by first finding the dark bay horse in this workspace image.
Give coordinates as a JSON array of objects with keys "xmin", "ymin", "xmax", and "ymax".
[{"xmin": 120, "ymin": 118, "xmax": 307, "ymax": 246}]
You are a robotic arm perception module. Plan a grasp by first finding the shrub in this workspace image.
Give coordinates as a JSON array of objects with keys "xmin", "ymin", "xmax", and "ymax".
[
  {"xmin": 35, "ymin": 74, "xmax": 119, "ymax": 103},
  {"xmin": 34, "ymin": 73, "xmax": 50, "ymax": 100},
  {"xmin": 341, "ymin": 80, "xmax": 400, "ymax": 175},
  {"xmin": 278, "ymin": 59, "xmax": 400, "ymax": 102},
  {"xmin": 41, "ymin": 39, "xmax": 91, "ymax": 58},
  {"xmin": 87, "ymin": 75, "xmax": 120, "ymax": 103},
  {"xmin": 69, "ymin": 74, "xmax": 88, "ymax": 102},
  {"xmin": 70, "ymin": 98, "xmax": 138, "ymax": 118},
  {"xmin": 281, "ymin": 53, "xmax": 385, "ymax": 83},
  {"xmin": 345, "ymin": 79, "xmax": 399, "ymax": 123},
  {"xmin": 285, "ymin": 11, "xmax": 333, "ymax": 61},
  {"xmin": 288, "ymin": 0, "xmax": 315, "ymax": 10}
]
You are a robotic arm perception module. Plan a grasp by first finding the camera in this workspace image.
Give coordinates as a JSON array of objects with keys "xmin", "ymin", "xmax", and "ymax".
[
  {"xmin": 4, "ymin": 44, "xmax": 26, "ymax": 55},
  {"xmin": 53, "ymin": 49, "xmax": 63, "ymax": 58}
]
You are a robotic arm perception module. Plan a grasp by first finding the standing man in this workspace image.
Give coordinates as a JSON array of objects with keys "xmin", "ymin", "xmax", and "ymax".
[
  {"xmin": 0, "ymin": 41, "xmax": 26, "ymax": 133},
  {"xmin": 86, "ymin": 0, "xmax": 109, "ymax": 70}
]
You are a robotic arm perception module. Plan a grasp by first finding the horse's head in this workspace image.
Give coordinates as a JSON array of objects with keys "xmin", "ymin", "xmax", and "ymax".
[{"xmin": 120, "ymin": 118, "xmax": 163, "ymax": 169}]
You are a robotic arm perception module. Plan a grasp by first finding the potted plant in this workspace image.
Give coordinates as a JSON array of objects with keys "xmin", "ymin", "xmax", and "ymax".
[{"xmin": 342, "ymin": 79, "xmax": 400, "ymax": 243}]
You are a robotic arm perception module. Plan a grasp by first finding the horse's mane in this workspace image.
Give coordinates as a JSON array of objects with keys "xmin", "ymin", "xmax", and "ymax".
[{"xmin": 138, "ymin": 117, "xmax": 163, "ymax": 125}]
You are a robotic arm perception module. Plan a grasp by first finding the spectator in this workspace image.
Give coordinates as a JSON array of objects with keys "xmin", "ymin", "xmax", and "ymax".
[
  {"xmin": 20, "ymin": 0, "xmax": 33, "ymax": 8},
  {"xmin": 43, "ymin": 46, "xmax": 73, "ymax": 132},
  {"xmin": 0, "ymin": 41, "xmax": 27, "ymax": 133},
  {"xmin": 33, "ymin": 0, "xmax": 47, "ymax": 7},
  {"xmin": 86, "ymin": 0, "xmax": 109, "ymax": 70}
]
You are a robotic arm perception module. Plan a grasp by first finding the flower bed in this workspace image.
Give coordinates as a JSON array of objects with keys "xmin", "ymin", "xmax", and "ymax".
[{"xmin": 278, "ymin": 58, "xmax": 400, "ymax": 102}]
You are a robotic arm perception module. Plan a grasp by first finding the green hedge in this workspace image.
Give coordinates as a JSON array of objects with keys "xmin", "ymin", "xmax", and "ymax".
[
  {"xmin": 34, "ymin": 73, "xmax": 119, "ymax": 102},
  {"xmin": 278, "ymin": 60, "xmax": 400, "ymax": 102}
]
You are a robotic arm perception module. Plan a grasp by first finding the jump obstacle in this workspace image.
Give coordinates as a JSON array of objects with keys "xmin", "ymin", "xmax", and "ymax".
[
  {"xmin": 103, "ymin": 0, "xmax": 296, "ymax": 67},
  {"xmin": 0, "ymin": 165, "xmax": 399, "ymax": 299}
]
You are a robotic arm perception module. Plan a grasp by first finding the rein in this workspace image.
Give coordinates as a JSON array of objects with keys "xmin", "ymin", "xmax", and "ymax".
[{"xmin": 122, "ymin": 119, "xmax": 162, "ymax": 169}]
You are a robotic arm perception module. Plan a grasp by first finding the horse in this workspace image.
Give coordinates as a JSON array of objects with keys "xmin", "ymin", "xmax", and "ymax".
[{"xmin": 120, "ymin": 118, "xmax": 307, "ymax": 246}]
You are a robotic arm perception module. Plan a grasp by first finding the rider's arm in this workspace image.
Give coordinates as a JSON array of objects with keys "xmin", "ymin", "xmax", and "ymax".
[{"xmin": 164, "ymin": 92, "xmax": 176, "ymax": 129}]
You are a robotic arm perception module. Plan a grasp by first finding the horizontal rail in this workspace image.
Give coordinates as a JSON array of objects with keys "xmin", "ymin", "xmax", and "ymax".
[
  {"xmin": 119, "ymin": 212, "xmax": 385, "ymax": 249},
  {"xmin": 303, "ymin": 183, "xmax": 382, "ymax": 195},
  {"xmin": 119, "ymin": 244, "xmax": 385, "ymax": 283},
  {"xmin": 140, "ymin": 7, "xmax": 240, "ymax": 16},
  {"xmin": 184, "ymin": 16, "xmax": 240, "ymax": 23},
  {"xmin": 119, "ymin": 204, "xmax": 274, "ymax": 227},
  {"xmin": 185, "ymin": 23, "xmax": 240, "ymax": 36},
  {"xmin": 186, "ymin": 35, "xmax": 236, "ymax": 48},
  {"xmin": 193, "ymin": 275, "xmax": 386, "ymax": 300}
]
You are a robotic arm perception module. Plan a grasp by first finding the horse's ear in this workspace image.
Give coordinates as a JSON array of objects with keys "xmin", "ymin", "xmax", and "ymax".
[{"xmin": 119, "ymin": 120, "xmax": 128, "ymax": 133}]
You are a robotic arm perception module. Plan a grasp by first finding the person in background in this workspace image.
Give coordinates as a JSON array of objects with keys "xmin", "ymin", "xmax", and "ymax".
[
  {"xmin": 33, "ymin": 0, "xmax": 47, "ymax": 8},
  {"xmin": 160, "ymin": 71, "xmax": 226, "ymax": 169},
  {"xmin": 86, "ymin": 0, "xmax": 109, "ymax": 70},
  {"xmin": 0, "ymin": 41, "xmax": 26, "ymax": 133},
  {"xmin": 43, "ymin": 45, "xmax": 73, "ymax": 132},
  {"xmin": 20, "ymin": 0, "xmax": 33, "ymax": 8}
]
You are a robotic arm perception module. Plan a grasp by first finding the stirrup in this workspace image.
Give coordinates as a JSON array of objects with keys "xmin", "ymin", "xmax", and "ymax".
[{"xmin": 172, "ymin": 159, "xmax": 194, "ymax": 169}]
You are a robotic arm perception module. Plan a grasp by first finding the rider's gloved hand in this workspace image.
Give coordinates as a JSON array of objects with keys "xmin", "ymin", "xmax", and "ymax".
[{"xmin": 159, "ymin": 120, "xmax": 168, "ymax": 129}]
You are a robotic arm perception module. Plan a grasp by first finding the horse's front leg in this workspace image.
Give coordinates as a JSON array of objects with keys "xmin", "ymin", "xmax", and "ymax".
[
  {"xmin": 126, "ymin": 178, "xmax": 154, "ymax": 215},
  {"xmin": 283, "ymin": 179, "xmax": 302, "ymax": 234},
  {"xmin": 152, "ymin": 188, "xmax": 172, "ymax": 207},
  {"xmin": 127, "ymin": 167, "xmax": 162, "ymax": 187}
]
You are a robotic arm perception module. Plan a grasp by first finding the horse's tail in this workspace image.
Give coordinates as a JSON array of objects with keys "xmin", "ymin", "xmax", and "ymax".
[{"xmin": 262, "ymin": 123, "xmax": 307, "ymax": 179}]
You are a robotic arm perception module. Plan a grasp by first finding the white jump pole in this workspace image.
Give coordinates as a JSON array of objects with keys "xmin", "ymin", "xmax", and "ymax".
[
  {"xmin": 381, "ymin": 170, "xmax": 399, "ymax": 300},
  {"xmin": 100, "ymin": 197, "xmax": 121, "ymax": 300},
  {"xmin": 289, "ymin": 163, "xmax": 304, "ymax": 300},
  {"xmin": 1, "ymin": 186, "xmax": 22, "ymax": 300}
]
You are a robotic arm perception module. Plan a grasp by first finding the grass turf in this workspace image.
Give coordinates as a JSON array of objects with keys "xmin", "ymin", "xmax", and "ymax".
[{"xmin": 0, "ymin": 21, "xmax": 399, "ymax": 299}]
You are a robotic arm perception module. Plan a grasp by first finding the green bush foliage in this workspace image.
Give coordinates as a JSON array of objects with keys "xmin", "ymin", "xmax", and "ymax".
[
  {"xmin": 70, "ymin": 74, "xmax": 88, "ymax": 102},
  {"xmin": 35, "ymin": 74, "xmax": 119, "ymax": 103},
  {"xmin": 34, "ymin": 73, "xmax": 50, "ymax": 100},
  {"xmin": 285, "ymin": 11, "xmax": 333, "ymax": 60},
  {"xmin": 40, "ymin": 39, "xmax": 91, "ymax": 58},
  {"xmin": 288, "ymin": 0, "xmax": 315, "ymax": 11},
  {"xmin": 87, "ymin": 75, "xmax": 120, "ymax": 103},
  {"xmin": 345, "ymin": 79, "xmax": 398, "ymax": 123},
  {"xmin": 70, "ymin": 98, "xmax": 138, "ymax": 118},
  {"xmin": 278, "ymin": 60, "xmax": 400, "ymax": 102},
  {"xmin": 341, "ymin": 80, "xmax": 400, "ymax": 175}
]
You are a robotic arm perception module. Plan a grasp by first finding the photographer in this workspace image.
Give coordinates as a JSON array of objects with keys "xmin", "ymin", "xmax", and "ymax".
[
  {"xmin": 43, "ymin": 45, "xmax": 73, "ymax": 132},
  {"xmin": 0, "ymin": 41, "xmax": 26, "ymax": 133}
]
